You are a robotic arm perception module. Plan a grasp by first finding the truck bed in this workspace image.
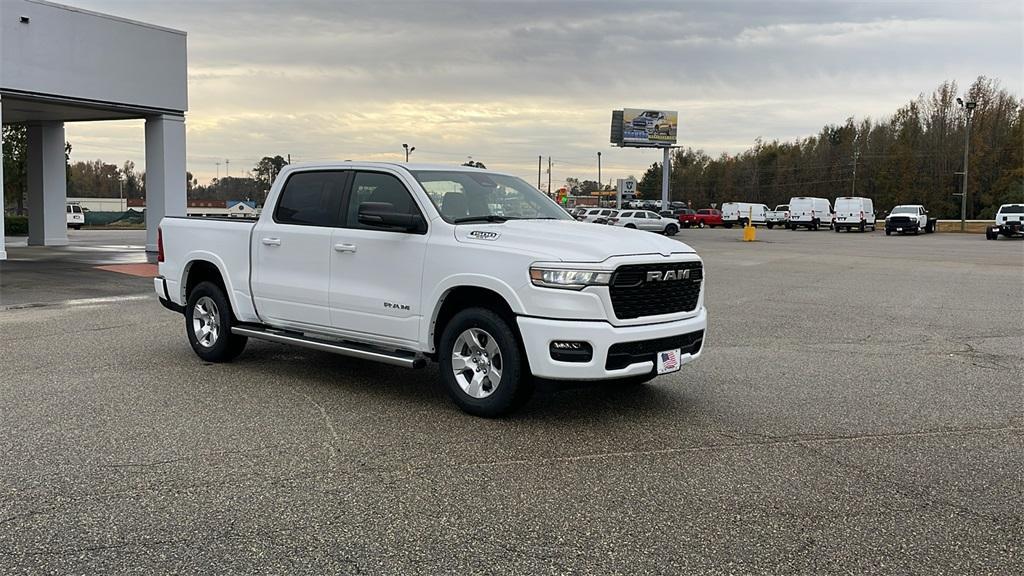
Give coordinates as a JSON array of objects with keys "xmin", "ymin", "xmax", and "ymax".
[{"xmin": 158, "ymin": 216, "xmax": 257, "ymax": 320}]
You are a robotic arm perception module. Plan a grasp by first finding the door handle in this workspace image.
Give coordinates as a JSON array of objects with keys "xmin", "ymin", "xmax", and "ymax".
[
  {"xmin": 261, "ymin": 237, "xmax": 281, "ymax": 246},
  {"xmin": 333, "ymin": 243, "xmax": 357, "ymax": 253}
]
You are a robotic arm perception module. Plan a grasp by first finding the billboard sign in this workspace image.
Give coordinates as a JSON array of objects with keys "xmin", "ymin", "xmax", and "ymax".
[{"xmin": 621, "ymin": 108, "xmax": 677, "ymax": 146}]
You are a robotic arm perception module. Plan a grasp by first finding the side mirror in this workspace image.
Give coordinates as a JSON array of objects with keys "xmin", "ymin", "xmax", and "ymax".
[{"xmin": 358, "ymin": 202, "xmax": 425, "ymax": 233}]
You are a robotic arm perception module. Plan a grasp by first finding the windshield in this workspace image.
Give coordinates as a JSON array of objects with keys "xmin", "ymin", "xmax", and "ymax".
[
  {"xmin": 998, "ymin": 204, "xmax": 1024, "ymax": 214},
  {"xmin": 891, "ymin": 205, "xmax": 918, "ymax": 215},
  {"xmin": 411, "ymin": 170, "xmax": 572, "ymax": 224}
]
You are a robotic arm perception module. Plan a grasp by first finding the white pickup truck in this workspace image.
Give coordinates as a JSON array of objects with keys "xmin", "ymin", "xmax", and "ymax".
[{"xmin": 155, "ymin": 163, "xmax": 707, "ymax": 416}]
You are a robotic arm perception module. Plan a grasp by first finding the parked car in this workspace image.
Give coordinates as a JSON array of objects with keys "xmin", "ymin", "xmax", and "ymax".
[
  {"xmin": 765, "ymin": 204, "xmax": 789, "ymax": 229},
  {"xmin": 986, "ymin": 203, "xmax": 1024, "ymax": 240},
  {"xmin": 155, "ymin": 163, "xmax": 707, "ymax": 417},
  {"xmin": 721, "ymin": 202, "xmax": 768, "ymax": 228},
  {"xmin": 578, "ymin": 208, "xmax": 617, "ymax": 224},
  {"xmin": 884, "ymin": 205, "xmax": 935, "ymax": 235},
  {"xmin": 788, "ymin": 197, "xmax": 833, "ymax": 230},
  {"xmin": 608, "ymin": 210, "xmax": 679, "ymax": 236},
  {"xmin": 679, "ymin": 208, "xmax": 724, "ymax": 228},
  {"xmin": 66, "ymin": 203, "xmax": 84, "ymax": 230},
  {"xmin": 833, "ymin": 197, "xmax": 877, "ymax": 232}
]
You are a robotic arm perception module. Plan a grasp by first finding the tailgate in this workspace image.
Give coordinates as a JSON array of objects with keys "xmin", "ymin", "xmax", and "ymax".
[{"xmin": 158, "ymin": 217, "xmax": 256, "ymax": 309}]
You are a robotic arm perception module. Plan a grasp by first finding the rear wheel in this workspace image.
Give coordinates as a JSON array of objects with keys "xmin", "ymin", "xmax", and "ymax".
[
  {"xmin": 625, "ymin": 223, "xmax": 636, "ymax": 229},
  {"xmin": 185, "ymin": 281, "xmax": 248, "ymax": 362},
  {"xmin": 439, "ymin": 308, "xmax": 531, "ymax": 417},
  {"xmin": 885, "ymin": 229, "xmax": 892, "ymax": 236},
  {"xmin": 664, "ymin": 224, "xmax": 678, "ymax": 236}
]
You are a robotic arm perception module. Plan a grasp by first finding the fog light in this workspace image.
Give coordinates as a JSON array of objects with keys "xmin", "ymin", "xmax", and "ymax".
[{"xmin": 549, "ymin": 341, "xmax": 593, "ymax": 363}]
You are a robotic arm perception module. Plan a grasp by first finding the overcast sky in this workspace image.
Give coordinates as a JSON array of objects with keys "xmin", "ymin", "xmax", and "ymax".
[{"xmin": 66, "ymin": 0, "xmax": 1023, "ymax": 188}]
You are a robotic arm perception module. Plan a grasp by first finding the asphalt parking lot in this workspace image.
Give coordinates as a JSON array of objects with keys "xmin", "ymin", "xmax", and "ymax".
[{"xmin": 1, "ymin": 228, "xmax": 1021, "ymax": 574}]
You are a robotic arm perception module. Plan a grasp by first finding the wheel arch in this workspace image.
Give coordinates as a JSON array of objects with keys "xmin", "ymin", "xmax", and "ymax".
[
  {"xmin": 427, "ymin": 285, "xmax": 523, "ymax": 356},
  {"xmin": 181, "ymin": 256, "xmax": 240, "ymax": 319}
]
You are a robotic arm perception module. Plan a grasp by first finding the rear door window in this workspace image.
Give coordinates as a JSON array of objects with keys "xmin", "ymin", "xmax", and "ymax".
[{"xmin": 274, "ymin": 171, "xmax": 347, "ymax": 227}]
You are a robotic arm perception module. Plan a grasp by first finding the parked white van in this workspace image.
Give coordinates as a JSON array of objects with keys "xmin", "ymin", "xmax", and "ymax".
[
  {"xmin": 721, "ymin": 202, "xmax": 769, "ymax": 228},
  {"xmin": 833, "ymin": 197, "xmax": 876, "ymax": 232},
  {"xmin": 66, "ymin": 203, "xmax": 84, "ymax": 230},
  {"xmin": 787, "ymin": 197, "xmax": 832, "ymax": 230}
]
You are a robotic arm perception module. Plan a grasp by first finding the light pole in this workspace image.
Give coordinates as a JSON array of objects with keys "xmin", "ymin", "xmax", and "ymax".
[
  {"xmin": 403, "ymin": 143, "xmax": 415, "ymax": 163},
  {"xmin": 597, "ymin": 151, "xmax": 602, "ymax": 191},
  {"xmin": 956, "ymin": 97, "xmax": 977, "ymax": 232}
]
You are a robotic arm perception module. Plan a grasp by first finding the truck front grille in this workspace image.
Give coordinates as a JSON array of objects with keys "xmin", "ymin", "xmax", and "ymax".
[
  {"xmin": 608, "ymin": 262, "xmax": 703, "ymax": 319},
  {"xmin": 605, "ymin": 330, "xmax": 705, "ymax": 370},
  {"xmin": 888, "ymin": 216, "xmax": 914, "ymax": 226}
]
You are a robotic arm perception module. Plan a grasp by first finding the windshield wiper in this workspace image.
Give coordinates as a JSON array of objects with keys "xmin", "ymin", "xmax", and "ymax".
[{"xmin": 453, "ymin": 215, "xmax": 517, "ymax": 224}]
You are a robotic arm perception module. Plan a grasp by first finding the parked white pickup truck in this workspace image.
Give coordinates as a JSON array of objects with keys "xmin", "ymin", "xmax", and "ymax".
[{"xmin": 156, "ymin": 163, "xmax": 707, "ymax": 416}]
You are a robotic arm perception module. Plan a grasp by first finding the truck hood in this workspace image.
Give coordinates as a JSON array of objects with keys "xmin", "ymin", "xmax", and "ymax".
[{"xmin": 453, "ymin": 219, "xmax": 694, "ymax": 262}]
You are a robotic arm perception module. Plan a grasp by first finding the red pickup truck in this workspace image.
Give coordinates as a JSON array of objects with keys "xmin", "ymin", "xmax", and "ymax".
[{"xmin": 678, "ymin": 208, "xmax": 724, "ymax": 229}]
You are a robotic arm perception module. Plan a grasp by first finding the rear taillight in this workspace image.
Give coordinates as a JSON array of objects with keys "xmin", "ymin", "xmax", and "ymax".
[{"xmin": 157, "ymin": 227, "xmax": 165, "ymax": 263}]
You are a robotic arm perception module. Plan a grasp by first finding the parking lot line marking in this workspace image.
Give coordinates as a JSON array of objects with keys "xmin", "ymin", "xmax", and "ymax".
[
  {"xmin": 94, "ymin": 263, "xmax": 158, "ymax": 278},
  {"xmin": 0, "ymin": 294, "xmax": 152, "ymax": 311}
]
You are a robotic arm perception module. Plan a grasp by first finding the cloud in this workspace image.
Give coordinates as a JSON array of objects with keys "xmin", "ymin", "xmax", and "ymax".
[{"xmin": 63, "ymin": 0, "xmax": 1023, "ymax": 187}]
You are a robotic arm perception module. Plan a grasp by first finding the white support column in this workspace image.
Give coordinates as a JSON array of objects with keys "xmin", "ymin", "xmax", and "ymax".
[
  {"xmin": 144, "ymin": 114, "xmax": 186, "ymax": 252},
  {"xmin": 26, "ymin": 122, "xmax": 69, "ymax": 246},
  {"xmin": 0, "ymin": 94, "xmax": 7, "ymax": 261}
]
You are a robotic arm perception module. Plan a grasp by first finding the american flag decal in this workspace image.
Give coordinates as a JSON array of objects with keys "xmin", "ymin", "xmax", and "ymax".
[{"xmin": 659, "ymin": 350, "xmax": 679, "ymax": 371}]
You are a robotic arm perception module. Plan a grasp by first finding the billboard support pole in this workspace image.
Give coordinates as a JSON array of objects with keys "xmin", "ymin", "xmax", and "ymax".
[{"xmin": 661, "ymin": 147, "xmax": 670, "ymax": 211}]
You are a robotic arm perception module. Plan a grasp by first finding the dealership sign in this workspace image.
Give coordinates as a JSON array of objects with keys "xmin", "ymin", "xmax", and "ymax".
[{"xmin": 618, "ymin": 108, "xmax": 678, "ymax": 147}]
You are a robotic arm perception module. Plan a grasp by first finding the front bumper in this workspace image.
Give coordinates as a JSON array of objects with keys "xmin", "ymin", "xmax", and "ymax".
[{"xmin": 517, "ymin": 307, "xmax": 707, "ymax": 380}]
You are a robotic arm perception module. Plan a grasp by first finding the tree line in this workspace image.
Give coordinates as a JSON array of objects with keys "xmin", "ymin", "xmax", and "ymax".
[{"xmin": 636, "ymin": 77, "xmax": 1022, "ymax": 219}]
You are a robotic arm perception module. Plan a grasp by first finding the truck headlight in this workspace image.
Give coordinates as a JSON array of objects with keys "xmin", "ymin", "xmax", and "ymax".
[{"xmin": 529, "ymin": 267, "xmax": 611, "ymax": 290}]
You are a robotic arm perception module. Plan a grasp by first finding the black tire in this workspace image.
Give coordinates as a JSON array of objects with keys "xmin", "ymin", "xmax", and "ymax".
[
  {"xmin": 625, "ymin": 223, "xmax": 637, "ymax": 229},
  {"xmin": 739, "ymin": 218, "xmax": 748, "ymax": 227},
  {"xmin": 439, "ymin": 307, "xmax": 531, "ymax": 417},
  {"xmin": 859, "ymin": 221, "xmax": 865, "ymax": 233},
  {"xmin": 812, "ymin": 219, "xmax": 820, "ymax": 231},
  {"xmin": 682, "ymin": 222, "xmax": 691, "ymax": 229},
  {"xmin": 766, "ymin": 222, "xmax": 774, "ymax": 230},
  {"xmin": 834, "ymin": 225, "xmax": 841, "ymax": 233},
  {"xmin": 185, "ymin": 281, "xmax": 247, "ymax": 362},
  {"xmin": 664, "ymin": 224, "xmax": 678, "ymax": 236},
  {"xmin": 699, "ymin": 221, "xmax": 706, "ymax": 229},
  {"xmin": 925, "ymin": 220, "xmax": 935, "ymax": 234},
  {"xmin": 885, "ymin": 229, "xmax": 892, "ymax": 236},
  {"xmin": 986, "ymin": 230, "xmax": 997, "ymax": 240},
  {"xmin": 724, "ymin": 223, "xmax": 733, "ymax": 229}
]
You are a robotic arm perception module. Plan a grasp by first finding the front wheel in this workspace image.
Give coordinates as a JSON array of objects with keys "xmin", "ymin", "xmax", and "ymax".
[
  {"xmin": 664, "ymin": 224, "xmax": 678, "ymax": 236},
  {"xmin": 439, "ymin": 308, "xmax": 532, "ymax": 417},
  {"xmin": 766, "ymin": 222, "xmax": 774, "ymax": 230},
  {"xmin": 885, "ymin": 229, "xmax": 892, "ymax": 236},
  {"xmin": 185, "ymin": 281, "xmax": 248, "ymax": 362}
]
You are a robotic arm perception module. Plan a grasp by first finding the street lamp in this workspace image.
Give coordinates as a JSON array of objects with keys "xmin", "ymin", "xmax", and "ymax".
[
  {"xmin": 597, "ymin": 151, "xmax": 603, "ymax": 207},
  {"xmin": 403, "ymin": 143, "xmax": 415, "ymax": 163},
  {"xmin": 956, "ymin": 97, "xmax": 977, "ymax": 232}
]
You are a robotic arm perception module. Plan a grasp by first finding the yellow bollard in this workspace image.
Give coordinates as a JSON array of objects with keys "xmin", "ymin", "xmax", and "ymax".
[{"xmin": 742, "ymin": 206, "xmax": 756, "ymax": 241}]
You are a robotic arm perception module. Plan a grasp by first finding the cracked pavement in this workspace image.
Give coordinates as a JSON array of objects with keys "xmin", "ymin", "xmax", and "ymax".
[{"xmin": 0, "ymin": 228, "xmax": 1021, "ymax": 574}]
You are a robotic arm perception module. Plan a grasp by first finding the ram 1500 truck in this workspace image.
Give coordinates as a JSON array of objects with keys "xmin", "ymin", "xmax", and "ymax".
[{"xmin": 156, "ymin": 163, "xmax": 707, "ymax": 416}]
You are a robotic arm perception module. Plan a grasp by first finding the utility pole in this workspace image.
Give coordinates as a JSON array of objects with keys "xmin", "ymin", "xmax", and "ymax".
[
  {"xmin": 597, "ymin": 151, "xmax": 602, "ymax": 192},
  {"xmin": 547, "ymin": 157, "xmax": 552, "ymax": 198},
  {"xmin": 538, "ymin": 156, "xmax": 542, "ymax": 190},
  {"xmin": 851, "ymin": 151, "xmax": 858, "ymax": 196},
  {"xmin": 956, "ymin": 97, "xmax": 977, "ymax": 232},
  {"xmin": 287, "ymin": 153, "xmax": 291, "ymax": 164},
  {"xmin": 225, "ymin": 159, "xmax": 230, "ymax": 178},
  {"xmin": 215, "ymin": 162, "xmax": 220, "ymax": 179}
]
